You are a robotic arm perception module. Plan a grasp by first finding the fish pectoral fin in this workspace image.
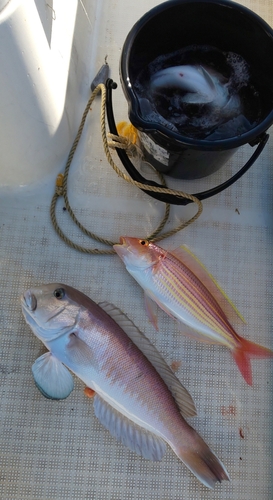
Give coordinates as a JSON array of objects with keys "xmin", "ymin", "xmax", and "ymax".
[
  {"xmin": 171, "ymin": 245, "xmax": 246, "ymax": 327},
  {"xmin": 148, "ymin": 294, "xmax": 178, "ymax": 323},
  {"xmin": 93, "ymin": 395, "xmax": 166, "ymax": 461},
  {"xmin": 181, "ymin": 93, "xmax": 209, "ymax": 104},
  {"xmin": 144, "ymin": 293, "xmax": 159, "ymax": 330},
  {"xmin": 98, "ymin": 302, "xmax": 196, "ymax": 418},
  {"xmin": 84, "ymin": 387, "xmax": 96, "ymax": 398},
  {"xmin": 32, "ymin": 352, "xmax": 74, "ymax": 400},
  {"xmin": 66, "ymin": 332, "xmax": 97, "ymax": 368}
]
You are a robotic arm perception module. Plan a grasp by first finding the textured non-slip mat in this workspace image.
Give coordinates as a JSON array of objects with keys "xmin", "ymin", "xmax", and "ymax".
[{"xmin": 0, "ymin": 1, "xmax": 272, "ymax": 498}]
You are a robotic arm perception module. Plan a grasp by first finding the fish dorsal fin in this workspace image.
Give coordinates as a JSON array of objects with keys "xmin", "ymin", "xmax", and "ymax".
[
  {"xmin": 199, "ymin": 66, "xmax": 216, "ymax": 92},
  {"xmin": 32, "ymin": 352, "xmax": 74, "ymax": 400},
  {"xmin": 93, "ymin": 395, "xmax": 166, "ymax": 461},
  {"xmin": 170, "ymin": 245, "xmax": 246, "ymax": 326},
  {"xmin": 98, "ymin": 301, "xmax": 196, "ymax": 418}
]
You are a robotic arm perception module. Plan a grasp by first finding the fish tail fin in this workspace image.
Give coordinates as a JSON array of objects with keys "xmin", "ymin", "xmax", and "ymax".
[
  {"xmin": 232, "ymin": 336, "xmax": 273, "ymax": 386},
  {"xmin": 173, "ymin": 431, "xmax": 229, "ymax": 489}
]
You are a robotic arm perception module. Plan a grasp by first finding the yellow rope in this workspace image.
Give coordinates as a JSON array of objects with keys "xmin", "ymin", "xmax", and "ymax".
[{"xmin": 50, "ymin": 83, "xmax": 203, "ymax": 254}]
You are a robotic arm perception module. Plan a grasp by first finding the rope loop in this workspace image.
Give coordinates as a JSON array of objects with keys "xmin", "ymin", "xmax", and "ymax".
[
  {"xmin": 107, "ymin": 132, "xmax": 142, "ymax": 158},
  {"xmin": 50, "ymin": 83, "xmax": 203, "ymax": 254}
]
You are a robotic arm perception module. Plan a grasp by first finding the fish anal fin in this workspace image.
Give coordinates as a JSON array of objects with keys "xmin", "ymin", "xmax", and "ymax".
[
  {"xmin": 66, "ymin": 333, "xmax": 97, "ymax": 368},
  {"xmin": 93, "ymin": 395, "xmax": 166, "ymax": 461},
  {"xmin": 178, "ymin": 323, "xmax": 224, "ymax": 346},
  {"xmin": 32, "ymin": 352, "xmax": 74, "ymax": 400},
  {"xmin": 171, "ymin": 245, "xmax": 246, "ymax": 326}
]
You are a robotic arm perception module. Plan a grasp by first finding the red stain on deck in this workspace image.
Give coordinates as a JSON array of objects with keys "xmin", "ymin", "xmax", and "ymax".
[
  {"xmin": 170, "ymin": 360, "xmax": 181, "ymax": 372},
  {"xmin": 239, "ymin": 427, "xmax": 245, "ymax": 439},
  {"xmin": 220, "ymin": 404, "xmax": 237, "ymax": 416}
]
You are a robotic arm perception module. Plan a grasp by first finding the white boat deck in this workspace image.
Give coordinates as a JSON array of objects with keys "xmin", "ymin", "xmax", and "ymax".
[{"xmin": 0, "ymin": 1, "xmax": 272, "ymax": 499}]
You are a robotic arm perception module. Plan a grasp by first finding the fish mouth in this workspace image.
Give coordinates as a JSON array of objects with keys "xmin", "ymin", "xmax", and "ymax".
[
  {"xmin": 112, "ymin": 236, "xmax": 125, "ymax": 249},
  {"xmin": 21, "ymin": 290, "xmax": 37, "ymax": 312},
  {"xmin": 21, "ymin": 290, "xmax": 41, "ymax": 334},
  {"xmin": 113, "ymin": 236, "xmax": 129, "ymax": 257}
]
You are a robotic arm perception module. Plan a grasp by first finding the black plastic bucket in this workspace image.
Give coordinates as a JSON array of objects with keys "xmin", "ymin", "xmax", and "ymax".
[{"xmin": 120, "ymin": 0, "xmax": 273, "ymax": 179}]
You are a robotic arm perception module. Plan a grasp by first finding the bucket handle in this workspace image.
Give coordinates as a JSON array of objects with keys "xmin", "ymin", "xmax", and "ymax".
[{"xmin": 106, "ymin": 80, "xmax": 269, "ymax": 206}]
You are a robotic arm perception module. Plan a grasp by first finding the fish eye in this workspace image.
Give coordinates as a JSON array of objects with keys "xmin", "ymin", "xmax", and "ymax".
[
  {"xmin": 53, "ymin": 288, "xmax": 65, "ymax": 300},
  {"xmin": 139, "ymin": 240, "xmax": 148, "ymax": 246}
]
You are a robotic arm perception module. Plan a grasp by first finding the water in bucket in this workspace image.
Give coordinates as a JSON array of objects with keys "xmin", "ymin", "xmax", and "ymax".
[
  {"xmin": 134, "ymin": 45, "xmax": 262, "ymax": 141},
  {"xmin": 120, "ymin": 0, "xmax": 273, "ymax": 178}
]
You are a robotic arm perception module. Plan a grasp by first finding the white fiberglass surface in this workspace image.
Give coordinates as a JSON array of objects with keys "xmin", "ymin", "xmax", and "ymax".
[{"xmin": 0, "ymin": 1, "xmax": 272, "ymax": 499}]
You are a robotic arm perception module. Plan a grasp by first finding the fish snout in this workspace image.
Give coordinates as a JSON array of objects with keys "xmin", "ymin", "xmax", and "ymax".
[
  {"xmin": 113, "ymin": 237, "xmax": 129, "ymax": 258},
  {"xmin": 23, "ymin": 290, "xmax": 37, "ymax": 312},
  {"xmin": 112, "ymin": 236, "xmax": 126, "ymax": 249}
]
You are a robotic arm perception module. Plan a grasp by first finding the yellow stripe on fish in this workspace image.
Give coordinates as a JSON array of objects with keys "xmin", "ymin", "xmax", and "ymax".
[
  {"xmin": 158, "ymin": 257, "xmax": 236, "ymax": 343},
  {"xmin": 181, "ymin": 245, "xmax": 246, "ymax": 324},
  {"xmin": 114, "ymin": 237, "xmax": 273, "ymax": 386}
]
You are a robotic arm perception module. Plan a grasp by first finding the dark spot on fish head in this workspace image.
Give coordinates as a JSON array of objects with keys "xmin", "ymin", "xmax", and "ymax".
[{"xmin": 179, "ymin": 73, "xmax": 183, "ymax": 77}]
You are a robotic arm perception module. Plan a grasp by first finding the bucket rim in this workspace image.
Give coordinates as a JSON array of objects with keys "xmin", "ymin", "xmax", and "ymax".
[
  {"xmin": 120, "ymin": 0, "xmax": 273, "ymax": 150},
  {"xmin": 127, "ymin": 110, "xmax": 273, "ymax": 151}
]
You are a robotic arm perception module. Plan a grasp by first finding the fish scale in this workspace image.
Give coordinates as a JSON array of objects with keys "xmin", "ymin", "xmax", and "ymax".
[
  {"xmin": 21, "ymin": 282, "xmax": 229, "ymax": 489},
  {"xmin": 157, "ymin": 254, "xmax": 238, "ymax": 343},
  {"xmin": 114, "ymin": 237, "xmax": 273, "ymax": 386}
]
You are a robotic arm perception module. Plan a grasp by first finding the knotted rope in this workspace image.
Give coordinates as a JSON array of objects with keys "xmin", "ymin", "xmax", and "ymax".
[{"xmin": 50, "ymin": 83, "xmax": 203, "ymax": 254}]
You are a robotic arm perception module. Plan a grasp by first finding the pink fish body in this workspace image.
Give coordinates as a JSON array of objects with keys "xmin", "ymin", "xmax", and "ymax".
[
  {"xmin": 114, "ymin": 238, "xmax": 273, "ymax": 386},
  {"xmin": 21, "ymin": 283, "xmax": 229, "ymax": 489}
]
